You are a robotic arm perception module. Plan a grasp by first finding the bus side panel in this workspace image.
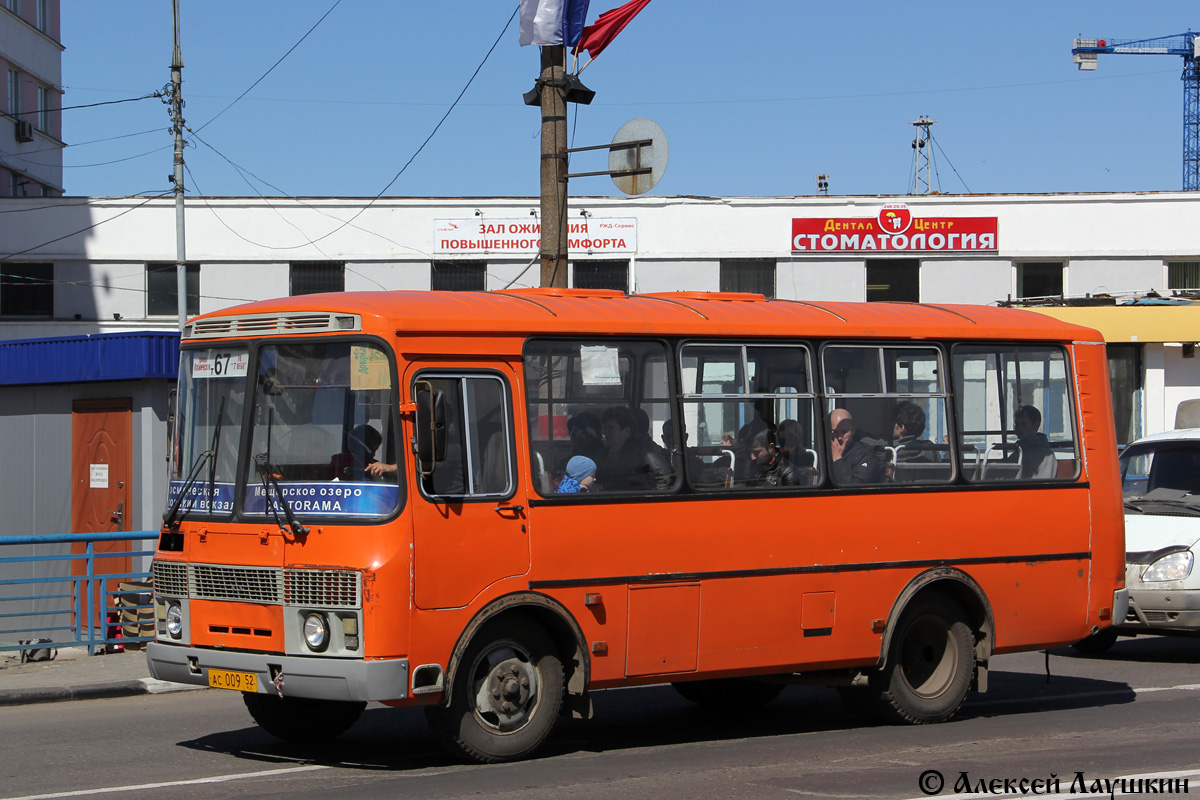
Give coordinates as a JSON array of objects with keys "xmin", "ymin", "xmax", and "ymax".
[
  {"xmin": 1071, "ymin": 341, "xmax": 1126, "ymax": 625},
  {"xmin": 528, "ymin": 486, "xmax": 1096, "ymax": 683}
]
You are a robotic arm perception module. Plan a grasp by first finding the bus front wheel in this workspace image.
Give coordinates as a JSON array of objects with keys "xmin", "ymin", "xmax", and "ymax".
[
  {"xmin": 876, "ymin": 591, "xmax": 974, "ymax": 724},
  {"xmin": 242, "ymin": 694, "xmax": 366, "ymax": 742},
  {"xmin": 426, "ymin": 615, "xmax": 564, "ymax": 763}
]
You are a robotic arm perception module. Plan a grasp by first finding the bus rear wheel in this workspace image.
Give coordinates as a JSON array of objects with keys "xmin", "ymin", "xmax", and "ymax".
[
  {"xmin": 876, "ymin": 591, "xmax": 974, "ymax": 724},
  {"xmin": 672, "ymin": 678, "xmax": 785, "ymax": 710},
  {"xmin": 426, "ymin": 615, "xmax": 564, "ymax": 763},
  {"xmin": 242, "ymin": 694, "xmax": 366, "ymax": 742}
]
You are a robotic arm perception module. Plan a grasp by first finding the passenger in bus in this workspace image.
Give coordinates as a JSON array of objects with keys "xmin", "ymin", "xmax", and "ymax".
[
  {"xmin": 631, "ymin": 406, "xmax": 671, "ymax": 465},
  {"xmin": 598, "ymin": 405, "xmax": 673, "ymax": 491},
  {"xmin": 892, "ymin": 401, "xmax": 940, "ymax": 463},
  {"xmin": 777, "ymin": 418, "xmax": 817, "ymax": 483},
  {"xmin": 1013, "ymin": 405, "xmax": 1056, "ymax": 479},
  {"xmin": 329, "ymin": 424, "xmax": 396, "ymax": 481},
  {"xmin": 746, "ymin": 428, "xmax": 805, "ymax": 487},
  {"xmin": 830, "ymin": 410, "xmax": 886, "ymax": 484},
  {"xmin": 567, "ymin": 411, "xmax": 605, "ymax": 462},
  {"xmin": 555, "ymin": 456, "xmax": 597, "ymax": 493}
]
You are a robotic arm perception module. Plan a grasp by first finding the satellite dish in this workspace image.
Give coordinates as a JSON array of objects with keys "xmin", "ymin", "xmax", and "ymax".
[{"xmin": 609, "ymin": 118, "xmax": 668, "ymax": 195}]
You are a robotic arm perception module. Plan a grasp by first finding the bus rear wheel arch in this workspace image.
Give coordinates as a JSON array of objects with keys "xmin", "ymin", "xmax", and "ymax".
[{"xmin": 425, "ymin": 612, "xmax": 564, "ymax": 763}]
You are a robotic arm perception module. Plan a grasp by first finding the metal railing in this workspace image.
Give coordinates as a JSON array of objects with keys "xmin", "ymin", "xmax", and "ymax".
[{"xmin": 0, "ymin": 531, "xmax": 158, "ymax": 657}]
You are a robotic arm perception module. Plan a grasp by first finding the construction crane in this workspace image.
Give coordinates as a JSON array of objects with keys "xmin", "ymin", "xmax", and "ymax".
[{"xmin": 1072, "ymin": 33, "xmax": 1200, "ymax": 190}]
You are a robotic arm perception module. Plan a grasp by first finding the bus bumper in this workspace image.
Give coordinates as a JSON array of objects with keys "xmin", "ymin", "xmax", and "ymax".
[{"xmin": 146, "ymin": 642, "xmax": 409, "ymax": 703}]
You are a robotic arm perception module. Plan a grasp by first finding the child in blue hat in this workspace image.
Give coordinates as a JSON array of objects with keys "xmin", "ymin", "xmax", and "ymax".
[{"xmin": 556, "ymin": 455, "xmax": 597, "ymax": 493}]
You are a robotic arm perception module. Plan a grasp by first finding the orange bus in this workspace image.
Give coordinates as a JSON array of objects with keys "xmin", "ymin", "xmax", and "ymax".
[{"xmin": 146, "ymin": 289, "xmax": 1126, "ymax": 763}]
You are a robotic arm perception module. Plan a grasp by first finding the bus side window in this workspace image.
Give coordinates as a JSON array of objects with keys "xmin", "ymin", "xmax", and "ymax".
[
  {"xmin": 419, "ymin": 373, "xmax": 515, "ymax": 499},
  {"xmin": 952, "ymin": 345, "xmax": 1080, "ymax": 483}
]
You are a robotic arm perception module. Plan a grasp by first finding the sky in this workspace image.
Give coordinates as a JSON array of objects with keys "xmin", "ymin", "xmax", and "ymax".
[{"xmin": 58, "ymin": 1, "xmax": 1200, "ymax": 200}]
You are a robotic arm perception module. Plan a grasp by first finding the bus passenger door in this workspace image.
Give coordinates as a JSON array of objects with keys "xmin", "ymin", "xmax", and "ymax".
[{"xmin": 408, "ymin": 366, "xmax": 529, "ymax": 610}]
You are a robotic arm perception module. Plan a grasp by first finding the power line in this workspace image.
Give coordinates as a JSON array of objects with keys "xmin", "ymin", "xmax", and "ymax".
[
  {"xmin": 192, "ymin": 0, "xmax": 344, "ymax": 134},
  {"xmin": 182, "ymin": 4, "xmax": 519, "ymax": 252},
  {"xmin": 0, "ymin": 192, "xmax": 170, "ymax": 261},
  {"xmin": 2, "ymin": 92, "xmax": 160, "ymax": 119}
]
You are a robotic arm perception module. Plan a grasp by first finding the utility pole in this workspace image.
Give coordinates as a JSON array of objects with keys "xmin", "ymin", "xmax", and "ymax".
[
  {"xmin": 170, "ymin": 0, "xmax": 187, "ymax": 329},
  {"xmin": 537, "ymin": 45, "xmax": 568, "ymax": 288}
]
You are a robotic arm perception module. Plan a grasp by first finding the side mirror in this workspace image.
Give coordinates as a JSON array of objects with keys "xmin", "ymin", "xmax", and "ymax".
[{"xmin": 414, "ymin": 381, "xmax": 447, "ymax": 476}]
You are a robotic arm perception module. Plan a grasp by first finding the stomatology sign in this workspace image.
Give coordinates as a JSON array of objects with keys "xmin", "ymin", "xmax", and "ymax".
[
  {"xmin": 792, "ymin": 203, "xmax": 998, "ymax": 253},
  {"xmin": 434, "ymin": 218, "xmax": 637, "ymax": 254}
]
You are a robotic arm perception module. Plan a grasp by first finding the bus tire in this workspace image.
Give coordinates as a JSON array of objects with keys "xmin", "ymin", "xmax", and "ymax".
[
  {"xmin": 242, "ymin": 694, "xmax": 365, "ymax": 742},
  {"xmin": 426, "ymin": 614, "xmax": 563, "ymax": 763},
  {"xmin": 876, "ymin": 590, "xmax": 973, "ymax": 724},
  {"xmin": 1070, "ymin": 628, "xmax": 1119, "ymax": 655},
  {"xmin": 672, "ymin": 678, "xmax": 785, "ymax": 710}
]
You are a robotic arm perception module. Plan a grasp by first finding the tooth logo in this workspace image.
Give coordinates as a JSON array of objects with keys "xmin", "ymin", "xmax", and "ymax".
[{"xmin": 878, "ymin": 204, "xmax": 912, "ymax": 235}]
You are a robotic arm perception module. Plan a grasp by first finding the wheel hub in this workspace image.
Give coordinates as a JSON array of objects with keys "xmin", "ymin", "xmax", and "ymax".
[{"xmin": 474, "ymin": 650, "xmax": 539, "ymax": 731}]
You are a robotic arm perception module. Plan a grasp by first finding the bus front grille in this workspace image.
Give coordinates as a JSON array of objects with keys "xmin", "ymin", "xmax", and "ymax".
[
  {"xmin": 191, "ymin": 565, "xmax": 283, "ymax": 603},
  {"xmin": 151, "ymin": 561, "xmax": 188, "ymax": 597},
  {"xmin": 152, "ymin": 563, "xmax": 361, "ymax": 609}
]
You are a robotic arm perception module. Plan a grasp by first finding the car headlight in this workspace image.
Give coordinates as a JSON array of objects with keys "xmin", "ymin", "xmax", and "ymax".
[
  {"xmin": 303, "ymin": 612, "xmax": 329, "ymax": 652},
  {"xmin": 165, "ymin": 603, "xmax": 184, "ymax": 639},
  {"xmin": 1142, "ymin": 551, "xmax": 1195, "ymax": 582}
]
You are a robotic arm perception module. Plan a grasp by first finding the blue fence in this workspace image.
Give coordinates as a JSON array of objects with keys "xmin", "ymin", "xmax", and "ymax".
[{"xmin": 0, "ymin": 531, "xmax": 158, "ymax": 657}]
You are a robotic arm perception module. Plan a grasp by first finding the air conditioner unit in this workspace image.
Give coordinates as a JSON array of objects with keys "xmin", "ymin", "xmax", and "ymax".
[{"xmin": 14, "ymin": 119, "xmax": 34, "ymax": 142}]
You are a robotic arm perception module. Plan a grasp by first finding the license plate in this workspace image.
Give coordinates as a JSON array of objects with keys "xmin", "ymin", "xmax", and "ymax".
[{"xmin": 207, "ymin": 668, "xmax": 258, "ymax": 693}]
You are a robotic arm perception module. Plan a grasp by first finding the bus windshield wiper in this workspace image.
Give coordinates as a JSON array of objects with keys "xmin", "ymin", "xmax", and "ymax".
[
  {"xmin": 253, "ymin": 408, "xmax": 309, "ymax": 539},
  {"xmin": 164, "ymin": 396, "xmax": 227, "ymax": 531},
  {"xmin": 163, "ymin": 449, "xmax": 212, "ymax": 531}
]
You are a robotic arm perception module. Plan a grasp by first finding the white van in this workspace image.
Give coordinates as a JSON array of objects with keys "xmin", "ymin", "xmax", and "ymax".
[{"xmin": 1076, "ymin": 420, "xmax": 1200, "ymax": 653}]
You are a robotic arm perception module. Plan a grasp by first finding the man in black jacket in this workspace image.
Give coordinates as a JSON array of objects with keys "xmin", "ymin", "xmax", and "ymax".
[{"xmin": 830, "ymin": 411, "xmax": 886, "ymax": 485}]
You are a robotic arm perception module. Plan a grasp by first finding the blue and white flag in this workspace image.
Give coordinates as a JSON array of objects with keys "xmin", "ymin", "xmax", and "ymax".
[{"xmin": 519, "ymin": 0, "xmax": 590, "ymax": 47}]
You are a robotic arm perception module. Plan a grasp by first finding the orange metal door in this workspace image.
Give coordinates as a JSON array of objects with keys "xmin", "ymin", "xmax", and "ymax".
[
  {"xmin": 71, "ymin": 398, "xmax": 133, "ymax": 629},
  {"xmin": 407, "ymin": 363, "xmax": 530, "ymax": 610}
]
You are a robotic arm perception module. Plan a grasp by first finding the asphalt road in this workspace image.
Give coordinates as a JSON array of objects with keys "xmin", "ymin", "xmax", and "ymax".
[{"xmin": 2, "ymin": 636, "xmax": 1199, "ymax": 800}]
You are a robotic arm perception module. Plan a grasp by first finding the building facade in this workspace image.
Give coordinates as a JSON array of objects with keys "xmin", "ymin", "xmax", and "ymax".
[
  {"xmin": 1, "ymin": 190, "xmax": 1199, "ymax": 539},
  {"xmin": 1, "ymin": 0, "xmax": 62, "ymax": 197}
]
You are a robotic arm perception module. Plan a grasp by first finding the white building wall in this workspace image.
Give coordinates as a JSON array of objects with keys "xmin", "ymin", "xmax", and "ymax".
[
  {"xmin": 919, "ymin": 258, "xmax": 1012, "ymax": 305},
  {"xmin": 777, "ymin": 258, "xmax": 864, "ymax": 301},
  {"xmin": 1069, "ymin": 259, "xmax": 1166, "ymax": 298},
  {"xmin": 634, "ymin": 259, "xmax": 719, "ymax": 293}
]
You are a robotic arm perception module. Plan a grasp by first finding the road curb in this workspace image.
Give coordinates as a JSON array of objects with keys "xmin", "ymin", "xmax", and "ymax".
[
  {"xmin": 0, "ymin": 679, "xmax": 206, "ymax": 707},
  {"xmin": 0, "ymin": 680, "xmax": 147, "ymax": 707}
]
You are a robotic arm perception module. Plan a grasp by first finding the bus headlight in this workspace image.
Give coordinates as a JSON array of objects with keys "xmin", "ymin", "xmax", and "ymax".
[
  {"xmin": 165, "ymin": 603, "xmax": 184, "ymax": 639},
  {"xmin": 303, "ymin": 612, "xmax": 330, "ymax": 652},
  {"xmin": 1142, "ymin": 551, "xmax": 1194, "ymax": 582}
]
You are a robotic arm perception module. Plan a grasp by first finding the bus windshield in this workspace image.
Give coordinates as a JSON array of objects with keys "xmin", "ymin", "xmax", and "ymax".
[{"xmin": 167, "ymin": 341, "xmax": 402, "ymax": 522}]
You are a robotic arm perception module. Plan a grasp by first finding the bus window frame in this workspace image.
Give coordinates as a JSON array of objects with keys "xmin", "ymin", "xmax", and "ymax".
[
  {"xmin": 950, "ymin": 341, "xmax": 1082, "ymax": 484},
  {"xmin": 411, "ymin": 369, "xmax": 518, "ymax": 504},
  {"xmin": 819, "ymin": 341, "xmax": 955, "ymax": 485},
  {"xmin": 522, "ymin": 336, "xmax": 680, "ymax": 500},
  {"xmin": 231, "ymin": 334, "xmax": 406, "ymax": 525},
  {"xmin": 678, "ymin": 339, "xmax": 820, "ymax": 493}
]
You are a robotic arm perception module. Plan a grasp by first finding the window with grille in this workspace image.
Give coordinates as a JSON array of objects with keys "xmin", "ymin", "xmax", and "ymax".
[
  {"xmin": 573, "ymin": 260, "xmax": 628, "ymax": 292},
  {"xmin": 866, "ymin": 259, "xmax": 920, "ymax": 302},
  {"xmin": 147, "ymin": 263, "xmax": 200, "ymax": 316},
  {"xmin": 290, "ymin": 262, "xmax": 345, "ymax": 296},
  {"xmin": 1168, "ymin": 262, "xmax": 1200, "ymax": 291},
  {"xmin": 720, "ymin": 259, "xmax": 776, "ymax": 298},
  {"xmin": 1, "ymin": 262, "xmax": 53, "ymax": 316},
  {"xmin": 431, "ymin": 261, "xmax": 486, "ymax": 291},
  {"xmin": 1017, "ymin": 262, "xmax": 1063, "ymax": 299}
]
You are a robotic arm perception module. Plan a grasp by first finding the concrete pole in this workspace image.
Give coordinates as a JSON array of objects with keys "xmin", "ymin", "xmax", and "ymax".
[
  {"xmin": 171, "ymin": 0, "xmax": 187, "ymax": 330},
  {"xmin": 538, "ymin": 46, "xmax": 568, "ymax": 288}
]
